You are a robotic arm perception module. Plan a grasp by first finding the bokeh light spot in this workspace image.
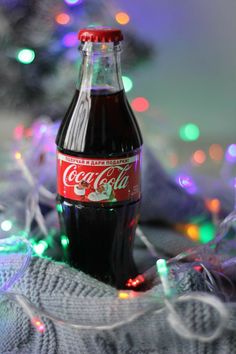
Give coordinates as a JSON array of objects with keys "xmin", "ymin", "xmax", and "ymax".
[
  {"xmin": 56, "ymin": 204, "xmax": 63, "ymax": 213},
  {"xmin": 14, "ymin": 124, "xmax": 24, "ymax": 140},
  {"xmin": 226, "ymin": 144, "xmax": 236, "ymax": 162},
  {"xmin": 179, "ymin": 123, "xmax": 200, "ymax": 142},
  {"xmin": 177, "ymin": 175, "xmax": 197, "ymax": 194},
  {"xmin": 186, "ymin": 224, "xmax": 199, "ymax": 242},
  {"xmin": 115, "ymin": 12, "xmax": 130, "ymax": 25},
  {"xmin": 56, "ymin": 13, "xmax": 70, "ymax": 25},
  {"xmin": 192, "ymin": 150, "xmax": 206, "ymax": 165},
  {"xmin": 25, "ymin": 128, "xmax": 33, "ymax": 138},
  {"xmin": 61, "ymin": 235, "xmax": 69, "ymax": 248},
  {"xmin": 31, "ymin": 317, "xmax": 46, "ymax": 333},
  {"xmin": 64, "ymin": 0, "xmax": 82, "ymax": 5},
  {"xmin": 118, "ymin": 292, "xmax": 129, "ymax": 299},
  {"xmin": 122, "ymin": 76, "xmax": 133, "ymax": 92},
  {"xmin": 1, "ymin": 220, "xmax": 13, "ymax": 232},
  {"xmin": 62, "ymin": 32, "xmax": 78, "ymax": 47},
  {"xmin": 15, "ymin": 152, "xmax": 22, "ymax": 160},
  {"xmin": 209, "ymin": 144, "xmax": 223, "ymax": 161},
  {"xmin": 33, "ymin": 240, "xmax": 48, "ymax": 256},
  {"xmin": 131, "ymin": 97, "xmax": 149, "ymax": 112},
  {"xmin": 205, "ymin": 198, "xmax": 221, "ymax": 214},
  {"xmin": 17, "ymin": 49, "xmax": 35, "ymax": 64},
  {"xmin": 199, "ymin": 223, "xmax": 215, "ymax": 244},
  {"xmin": 228, "ymin": 144, "xmax": 236, "ymax": 157},
  {"xmin": 178, "ymin": 175, "xmax": 193, "ymax": 188}
]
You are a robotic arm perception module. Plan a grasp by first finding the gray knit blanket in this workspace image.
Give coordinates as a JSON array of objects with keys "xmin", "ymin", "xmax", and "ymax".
[{"xmin": 1, "ymin": 247, "xmax": 236, "ymax": 354}]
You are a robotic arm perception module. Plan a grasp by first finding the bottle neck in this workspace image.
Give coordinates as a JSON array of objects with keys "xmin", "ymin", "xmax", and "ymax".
[{"xmin": 77, "ymin": 42, "xmax": 124, "ymax": 94}]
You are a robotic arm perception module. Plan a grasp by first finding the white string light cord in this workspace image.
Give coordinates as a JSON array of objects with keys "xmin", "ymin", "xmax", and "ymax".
[
  {"xmin": 156, "ymin": 259, "xmax": 230, "ymax": 342},
  {"xmin": 5, "ymin": 292, "xmax": 162, "ymax": 331},
  {"xmin": 0, "ymin": 236, "xmax": 32, "ymax": 292},
  {"xmin": 165, "ymin": 294, "xmax": 229, "ymax": 343},
  {"xmin": 15, "ymin": 151, "xmax": 54, "ymax": 237},
  {"xmin": 0, "ymin": 287, "xmax": 231, "ymax": 343},
  {"xmin": 136, "ymin": 226, "xmax": 159, "ymax": 258}
]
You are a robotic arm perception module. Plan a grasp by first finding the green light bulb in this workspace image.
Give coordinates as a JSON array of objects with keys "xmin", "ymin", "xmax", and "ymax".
[
  {"xmin": 56, "ymin": 204, "xmax": 63, "ymax": 213},
  {"xmin": 33, "ymin": 240, "xmax": 48, "ymax": 256},
  {"xmin": 17, "ymin": 49, "xmax": 35, "ymax": 64},
  {"xmin": 199, "ymin": 222, "xmax": 215, "ymax": 244},
  {"xmin": 156, "ymin": 259, "xmax": 168, "ymax": 276},
  {"xmin": 122, "ymin": 76, "xmax": 133, "ymax": 92},
  {"xmin": 179, "ymin": 123, "xmax": 200, "ymax": 142},
  {"xmin": 61, "ymin": 235, "xmax": 69, "ymax": 248}
]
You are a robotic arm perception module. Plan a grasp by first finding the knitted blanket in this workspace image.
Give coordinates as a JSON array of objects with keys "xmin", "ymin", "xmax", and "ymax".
[{"xmin": 1, "ymin": 243, "xmax": 236, "ymax": 354}]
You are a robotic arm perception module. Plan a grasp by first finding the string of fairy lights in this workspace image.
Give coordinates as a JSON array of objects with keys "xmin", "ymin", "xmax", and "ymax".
[
  {"xmin": 0, "ymin": 229, "xmax": 234, "ymax": 336},
  {"xmin": 0, "ymin": 118, "xmax": 235, "ymax": 252}
]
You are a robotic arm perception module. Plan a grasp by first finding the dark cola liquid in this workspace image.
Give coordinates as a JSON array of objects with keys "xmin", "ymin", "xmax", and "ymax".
[{"xmin": 56, "ymin": 89, "xmax": 142, "ymax": 289}]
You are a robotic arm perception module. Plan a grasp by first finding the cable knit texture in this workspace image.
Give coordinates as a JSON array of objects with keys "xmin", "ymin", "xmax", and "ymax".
[{"xmin": 0, "ymin": 255, "xmax": 236, "ymax": 354}]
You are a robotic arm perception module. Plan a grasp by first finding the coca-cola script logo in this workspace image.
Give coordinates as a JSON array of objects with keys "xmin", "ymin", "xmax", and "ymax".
[
  {"xmin": 63, "ymin": 164, "xmax": 131, "ymax": 191},
  {"xmin": 57, "ymin": 152, "xmax": 141, "ymax": 203}
]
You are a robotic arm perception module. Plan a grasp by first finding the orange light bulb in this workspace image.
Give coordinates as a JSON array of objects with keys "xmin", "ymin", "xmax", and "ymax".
[
  {"xmin": 192, "ymin": 150, "xmax": 206, "ymax": 165},
  {"xmin": 55, "ymin": 13, "xmax": 70, "ymax": 25},
  {"xmin": 115, "ymin": 12, "xmax": 130, "ymax": 25}
]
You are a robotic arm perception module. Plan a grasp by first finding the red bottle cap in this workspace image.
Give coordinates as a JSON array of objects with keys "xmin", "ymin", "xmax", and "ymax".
[{"xmin": 78, "ymin": 27, "xmax": 123, "ymax": 43}]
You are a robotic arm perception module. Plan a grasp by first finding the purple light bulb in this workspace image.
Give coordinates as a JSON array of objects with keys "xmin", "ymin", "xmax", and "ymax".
[
  {"xmin": 177, "ymin": 175, "xmax": 197, "ymax": 194},
  {"xmin": 64, "ymin": 0, "xmax": 83, "ymax": 6},
  {"xmin": 226, "ymin": 144, "xmax": 236, "ymax": 162},
  {"xmin": 62, "ymin": 32, "xmax": 78, "ymax": 48}
]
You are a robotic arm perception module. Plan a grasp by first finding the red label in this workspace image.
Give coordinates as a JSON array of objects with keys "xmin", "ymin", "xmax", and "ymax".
[{"xmin": 57, "ymin": 151, "xmax": 141, "ymax": 203}]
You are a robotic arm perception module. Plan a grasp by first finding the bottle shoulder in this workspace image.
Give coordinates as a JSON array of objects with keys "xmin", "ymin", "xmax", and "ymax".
[{"xmin": 56, "ymin": 90, "xmax": 143, "ymax": 155}]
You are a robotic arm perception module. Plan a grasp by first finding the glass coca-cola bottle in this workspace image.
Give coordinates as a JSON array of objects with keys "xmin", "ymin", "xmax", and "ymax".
[{"xmin": 56, "ymin": 27, "xmax": 143, "ymax": 289}]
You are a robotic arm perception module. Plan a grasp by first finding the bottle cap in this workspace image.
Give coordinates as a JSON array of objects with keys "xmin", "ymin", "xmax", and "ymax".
[{"xmin": 78, "ymin": 27, "xmax": 123, "ymax": 43}]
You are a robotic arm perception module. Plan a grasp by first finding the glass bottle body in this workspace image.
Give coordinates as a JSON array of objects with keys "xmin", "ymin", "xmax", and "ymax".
[{"xmin": 56, "ymin": 41, "xmax": 143, "ymax": 288}]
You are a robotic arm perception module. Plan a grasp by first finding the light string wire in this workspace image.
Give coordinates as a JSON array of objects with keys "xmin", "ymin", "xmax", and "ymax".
[
  {"xmin": 0, "ymin": 236, "xmax": 32, "ymax": 292},
  {"xmin": 1, "ymin": 284, "xmax": 232, "ymax": 342},
  {"xmin": 156, "ymin": 259, "xmax": 230, "ymax": 342},
  {"xmin": 136, "ymin": 226, "xmax": 159, "ymax": 258},
  {"xmin": 165, "ymin": 293, "xmax": 229, "ymax": 343},
  {"xmin": 15, "ymin": 149, "xmax": 55, "ymax": 237},
  {"xmin": 4, "ymin": 291, "xmax": 163, "ymax": 331}
]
